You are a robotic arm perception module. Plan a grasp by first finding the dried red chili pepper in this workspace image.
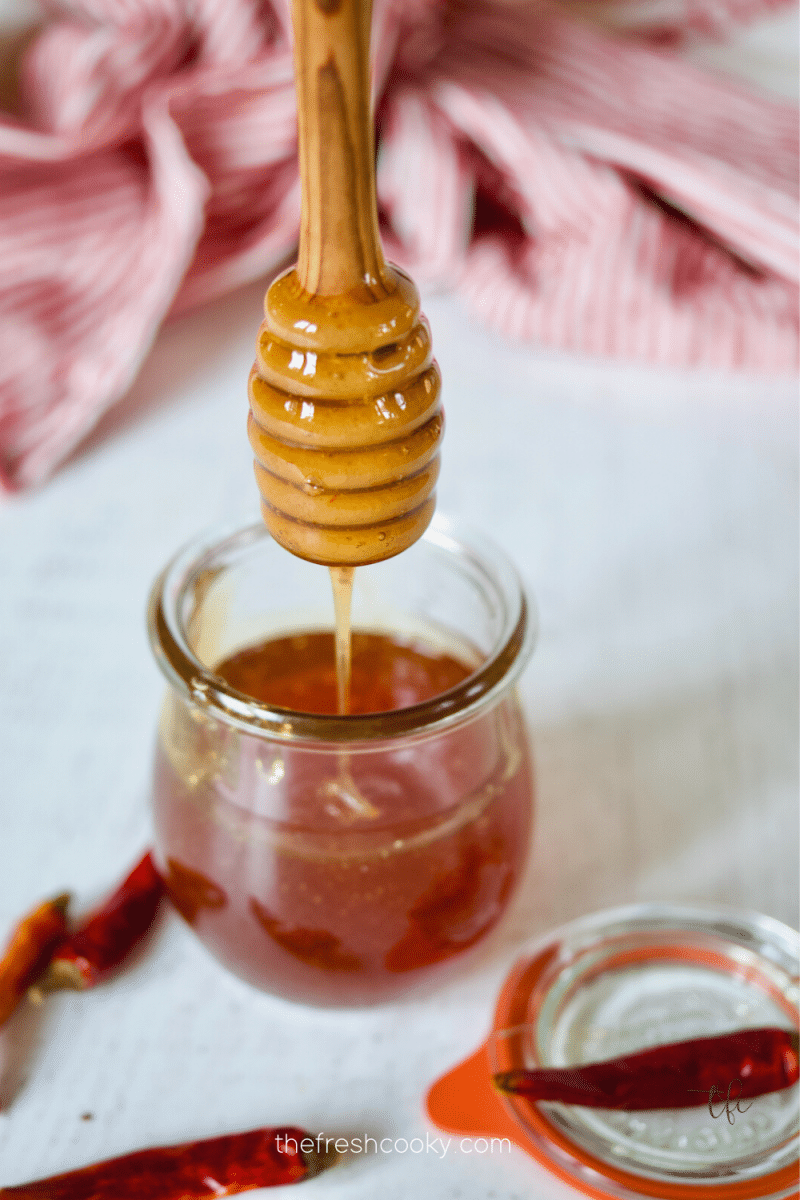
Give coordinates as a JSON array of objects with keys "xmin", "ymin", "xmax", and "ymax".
[
  {"xmin": 250, "ymin": 896, "xmax": 362, "ymax": 971},
  {"xmin": 493, "ymin": 1026, "xmax": 799, "ymax": 1109},
  {"xmin": 385, "ymin": 841, "xmax": 513, "ymax": 973},
  {"xmin": 0, "ymin": 893, "xmax": 70, "ymax": 1026},
  {"xmin": 163, "ymin": 856, "xmax": 227, "ymax": 924},
  {"xmin": 39, "ymin": 853, "xmax": 164, "ymax": 992},
  {"xmin": 0, "ymin": 1125, "xmax": 332, "ymax": 1198}
]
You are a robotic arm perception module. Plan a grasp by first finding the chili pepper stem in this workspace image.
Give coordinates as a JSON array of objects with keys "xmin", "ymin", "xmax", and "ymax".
[
  {"xmin": 304, "ymin": 1143, "xmax": 341, "ymax": 1177},
  {"xmin": 31, "ymin": 957, "xmax": 88, "ymax": 995}
]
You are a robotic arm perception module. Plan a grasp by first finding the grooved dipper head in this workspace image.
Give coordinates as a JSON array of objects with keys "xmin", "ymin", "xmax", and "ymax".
[{"xmin": 248, "ymin": 264, "xmax": 443, "ymax": 566}]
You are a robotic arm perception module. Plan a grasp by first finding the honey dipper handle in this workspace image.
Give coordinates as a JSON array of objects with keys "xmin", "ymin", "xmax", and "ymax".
[{"xmin": 292, "ymin": 0, "xmax": 388, "ymax": 297}]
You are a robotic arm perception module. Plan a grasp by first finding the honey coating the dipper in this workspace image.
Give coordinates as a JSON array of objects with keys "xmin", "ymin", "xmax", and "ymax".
[
  {"xmin": 248, "ymin": 267, "xmax": 442, "ymax": 566},
  {"xmin": 248, "ymin": 0, "xmax": 443, "ymax": 567}
]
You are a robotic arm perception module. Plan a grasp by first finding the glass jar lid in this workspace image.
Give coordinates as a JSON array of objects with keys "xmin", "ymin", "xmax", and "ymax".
[{"xmin": 428, "ymin": 904, "xmax": 799, "ymax": 1200}]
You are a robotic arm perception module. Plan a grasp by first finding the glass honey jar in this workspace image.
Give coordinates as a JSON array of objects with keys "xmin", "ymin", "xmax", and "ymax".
[{"xmin": 147, "ymin": 515, "xmax": 536, "ymax": 1005}]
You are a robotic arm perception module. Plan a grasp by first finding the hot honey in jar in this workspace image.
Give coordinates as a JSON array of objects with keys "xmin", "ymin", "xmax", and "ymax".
[{"xmin": 148, "ymin": 518, "xmax": 535, "ymax": 1005}]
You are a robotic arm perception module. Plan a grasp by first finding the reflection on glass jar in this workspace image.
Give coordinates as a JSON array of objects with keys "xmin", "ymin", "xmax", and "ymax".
[{"xmin": 148, "ymin": 517, "xmax": 536, "ymax": 1006}]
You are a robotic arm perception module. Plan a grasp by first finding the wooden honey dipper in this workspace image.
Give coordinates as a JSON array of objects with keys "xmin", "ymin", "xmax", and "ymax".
[{"xmin": 248, "ymin": 0, "xmax": 443, "ymax": 567}]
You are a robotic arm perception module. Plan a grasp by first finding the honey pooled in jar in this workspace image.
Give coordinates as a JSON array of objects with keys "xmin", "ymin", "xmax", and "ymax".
[
  {"xmin": 153, "ymin": 630, "xmax": 533, "ymax": 1004},
  {"xmin": 216, "ymin": 629, "xmax": 472, "ymax": 715}
]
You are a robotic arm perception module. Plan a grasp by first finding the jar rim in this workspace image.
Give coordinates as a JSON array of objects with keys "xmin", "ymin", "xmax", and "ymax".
[{"xmin": 147, "ymin": 514, "xmax": 537, "ymax": 745}]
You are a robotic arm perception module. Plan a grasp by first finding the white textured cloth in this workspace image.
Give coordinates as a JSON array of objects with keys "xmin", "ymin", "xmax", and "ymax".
[{"xmin": 0, "ymin": 0, "xmax": 797, "ymax": 491}]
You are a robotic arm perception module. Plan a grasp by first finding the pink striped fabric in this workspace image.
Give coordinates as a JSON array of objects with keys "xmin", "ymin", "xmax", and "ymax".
[{"xmin": 0, "ymin": 0, "xmax": 797, "ymax": 490}]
